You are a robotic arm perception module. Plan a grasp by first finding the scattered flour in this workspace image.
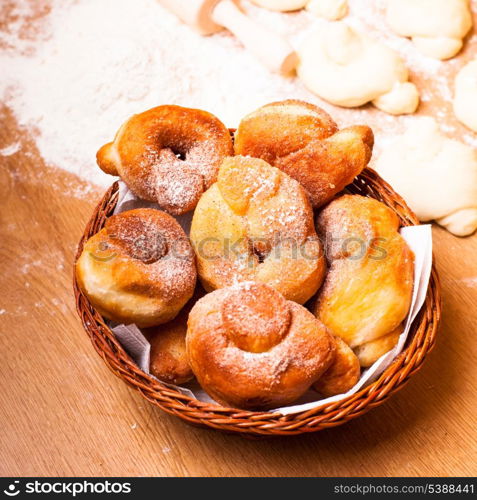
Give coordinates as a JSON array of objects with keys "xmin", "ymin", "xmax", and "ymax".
[{"xmin": 0, "ymin": 0, "xmax": 476, "ymax": 190}]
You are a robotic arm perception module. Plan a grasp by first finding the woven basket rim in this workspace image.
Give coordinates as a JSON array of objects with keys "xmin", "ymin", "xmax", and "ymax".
[{"xmin": 73, "ymin": 168, "xmax": 441, "ymax": 436}]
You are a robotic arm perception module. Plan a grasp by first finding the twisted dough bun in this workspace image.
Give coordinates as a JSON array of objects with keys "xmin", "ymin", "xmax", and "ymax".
[
  {"xmin": 186, "ymin": 282, "xmax": 335, "ymax": 409},
  {"xmin": 97, "ymin": 105, "xmax": 233, "ymax": 215},
  {"xmin": 374, "ymin": 117, "xmax": 477, "ymax": 236},
  {"xmin": 313, "ymin": 336, "xmax": 360, "ymax": 397},
  {"xmin": 190, "ymin": 156, "xmax": 326, "ymax": 304},
  {"xmin": 234, "ymin": 100, "xmax": 374, "ymax": 208},
  {"xmin": 312, "ymin": 195, "xmax": 414, "ymax": 365},
  {"xmin": 76, "ymin": 208, "xmax": 196, "ymax": 327}
]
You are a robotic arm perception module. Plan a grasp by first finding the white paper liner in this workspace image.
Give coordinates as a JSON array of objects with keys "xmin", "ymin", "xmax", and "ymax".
[{"xmin": 110, "ymin": 181, "xmax": 433, "ymax": 415}]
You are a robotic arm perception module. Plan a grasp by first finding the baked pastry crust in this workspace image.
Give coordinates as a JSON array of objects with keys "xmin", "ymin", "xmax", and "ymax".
[
  {"xmin": 312, "ymin": 195, "xmax": 414, "ymax": 364},
  {"xmin": 354, "ymin": 325, "xmax": 402, "ymax": 367},
  {"xmin": 186, "ymin": 282, "xmax": 335, "ymax": 410},
  {"xmin": 234, "ymin": 100, "xmax": 374, "ymax": 207},
  {"xmin": 97, "ymin": 105, "xmax": 233, "ymax": 214},
  {"xmin": 313, "ymin": 336, "xmax": 360, "ymax": 396},
  {"xmin": 190, "ymin": 155, "xmax": 326, "ymax": 304},
  {"xmin": 75, "ymin": 208, "xmax": 197, "ymax": 327}
]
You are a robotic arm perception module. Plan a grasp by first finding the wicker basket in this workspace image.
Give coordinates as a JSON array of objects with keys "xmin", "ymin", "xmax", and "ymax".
[{"xmin": 74, "ymin": 168, "xmax": 441, "ymax": 437}]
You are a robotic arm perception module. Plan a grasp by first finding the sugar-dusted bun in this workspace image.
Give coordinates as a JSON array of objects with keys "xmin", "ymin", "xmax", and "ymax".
[
  {"xmin": 313, "ymin": 336, "xmax": 360, "ymax": 396},
  {"xmin": 97, "ymin": 105, "xmax": 233, "ymax": 215},
  {"xmin": 312, "ymin": 195, "xmax": 414, "ymax": 365},
  {"xmin": 190, "ymin": 156, "xmax": 326, "ymax": 304},
  {"xmin": 234, "ymin": 100, "xmax": 373, "ymax": 207},
  {"xmin": 186, "ymin": 282, "xmax": 335, "ymax": 410},
  {"xmin": 75, "ymin": 208, "xmax": 196, "ymax": 327}
]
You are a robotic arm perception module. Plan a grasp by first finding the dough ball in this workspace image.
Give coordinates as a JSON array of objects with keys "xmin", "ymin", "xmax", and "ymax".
[
  {"xmin": 249, "ymin": 0, "xmax": 308, "ymax": 11},
  {"xmin": 453, "ymin": 59, "xmax": 477, "ymax": 132},
  {"xmin": 386, "ymin": 0, "xmax": 472, "ymax": 60},
  {"xmin": 297, "ymin": 22, "xmax": 419, "ymax": 114},
  {"xmin": 374, "ymin": 117, "xmax": 477, "ymax": 236}
]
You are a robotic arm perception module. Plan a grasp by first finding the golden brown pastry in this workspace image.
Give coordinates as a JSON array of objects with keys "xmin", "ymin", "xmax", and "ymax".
[
  {"xmin": 312, "ymin": 195, "xmax": 414, "ymax": 365},
  {"xmin": 313, "ymin": 336, "xmax": 360, "ymax": 397},
  {"xmin": 142, "ymin": 289, "xmax": 205, "ymax": 384},
  {"xmin": 75, "ymin": 208, "xmax": 196, "ymax": 327},
  {"xmin": 97, "ymin": 105, "xmax": 233, "ymax": 215},
  {"xmin": 353, "ymin": 325, "xmax": 402, "ymax": 368},
  {"xmin": 234, "ymin": 100, "xmax": 374, "ymax": 207},
  {"xmin": 186, "ymin": 282, "xmax": 335, "ymax": 410},
  {"xmin": 189, "ymin": 156, "xmax": 326, "ymax": 304}
]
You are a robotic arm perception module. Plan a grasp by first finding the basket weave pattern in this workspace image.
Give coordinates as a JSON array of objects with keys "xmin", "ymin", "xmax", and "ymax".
[{"xmin": 74, "ymin": 169, "xmax": 441, "ymax": 436}]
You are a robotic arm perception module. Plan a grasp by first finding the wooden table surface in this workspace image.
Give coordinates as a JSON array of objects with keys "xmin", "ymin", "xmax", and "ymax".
[{"xmin": 1, "ymin": 104, "xmax": 476, "ymax": 478}]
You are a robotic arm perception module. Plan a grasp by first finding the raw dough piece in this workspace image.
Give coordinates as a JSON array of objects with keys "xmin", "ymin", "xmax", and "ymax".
[
  {"xmin": 453, "ymin": 59, "xmax": 477, "ymax": 132},
  {"xmin": 297, "ymin": 22, "xmax": 419, "ymax": 114},
  {"xmin": 374, "ymin": 118, "xmax": 477, "ymax": 236},
  {"xmin": 306, "ymin": 0, "xmax": 348, "ymax": 20},
  {"xmin": 250, "ymin": 0, "xmax": 308, "ymax": 11},
  {"xmin": 386, "ymin": 0, "xmax": 472, "ymax": 60}
]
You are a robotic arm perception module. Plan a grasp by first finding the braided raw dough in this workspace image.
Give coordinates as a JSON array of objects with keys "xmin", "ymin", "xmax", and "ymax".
[
  {"xmin": 386, "ymin": 0, "xmax": 472, "ymax": 60},
  {"xmin": 186, "ymin": 282, "xmax": 335, "ymax": 409},
  {"xmin": 374, "ymin": 117, "xmax": 477, "ymax": 236},
  {"xmin": 190, "ymin": 156, "xmax": 326, "ymax": 304},
  {"xmin": 312, "ymin": 195, "xmax": 414, "ymax": 366},
  {"xmin": 75, "ymin": 208, "xmax": 197, "ymax": 327},
  {"xmin": 453, "ymin": 59, "xmax": 477, "ymax": 132},
  {"xmin": 96, "ymin": 105, "xmax": 233, "ymax": 215},
  {"xmin": 234, "ymin": 100, "xmax": 374, "ymax": 207},
  {"xmin": 297, "ymin": 22, "xmax": 419, "ymax": 114}
]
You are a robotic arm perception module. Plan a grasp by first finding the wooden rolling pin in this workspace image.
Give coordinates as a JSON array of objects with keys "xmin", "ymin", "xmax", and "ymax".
[{"xmin": 157, "ymin": 0, "xmax": 297, "ymax": 75}]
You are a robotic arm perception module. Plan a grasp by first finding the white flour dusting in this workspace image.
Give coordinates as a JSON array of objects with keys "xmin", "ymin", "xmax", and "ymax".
[{"xmin": 0, "ymin": 0, "xmax": 476, "ymax": 189}]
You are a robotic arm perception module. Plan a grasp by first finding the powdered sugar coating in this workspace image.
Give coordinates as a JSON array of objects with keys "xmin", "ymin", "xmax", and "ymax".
[{"xmin": 186, "ymin": 282, "xmax": 335, "ymax": 410}]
